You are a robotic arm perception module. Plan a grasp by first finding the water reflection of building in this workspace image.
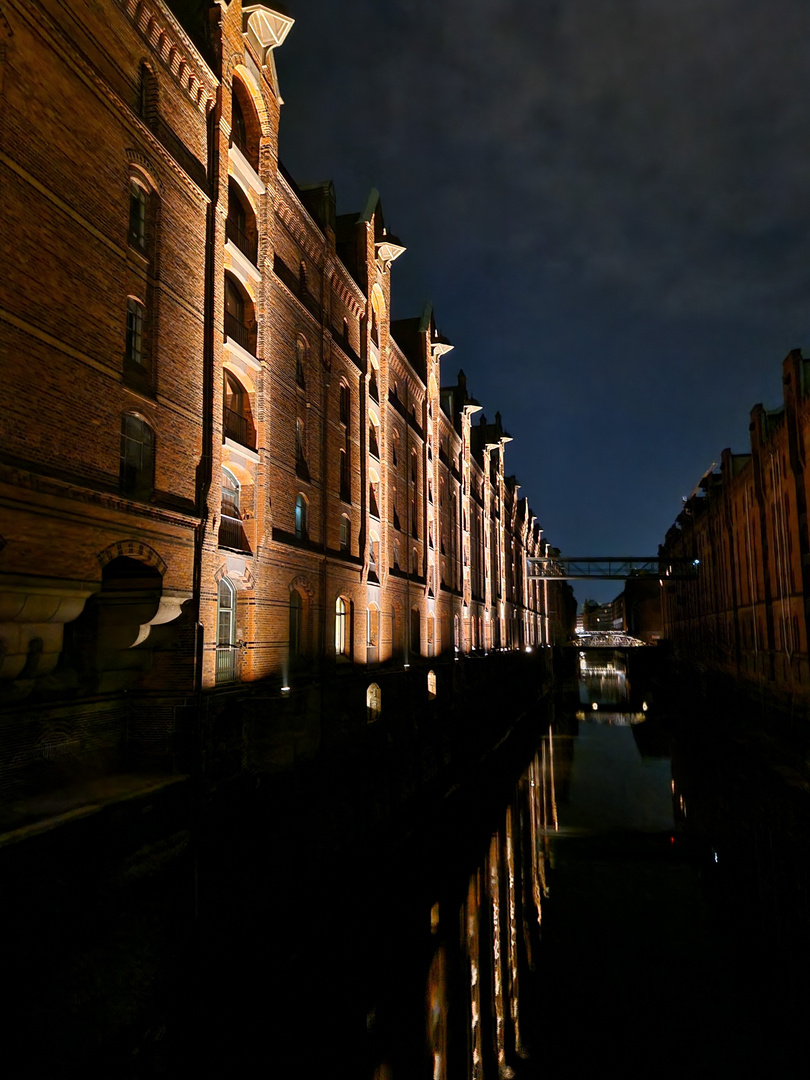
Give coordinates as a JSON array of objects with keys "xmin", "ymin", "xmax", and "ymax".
[
  {"xmin": 408, "ymin": 737, "xmax": 557, "ymax": 1080},
  {"xmin": 660, "ymin": 350, "xmax": 810, "ymax": 706}
]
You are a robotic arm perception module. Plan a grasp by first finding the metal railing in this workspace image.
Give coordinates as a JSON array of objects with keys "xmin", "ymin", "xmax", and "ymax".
[
  {"xmin": 224, "ymin": 311, "xmax": 256, "ymax": 355},
  {"xmin": 223, "ymin": 406, "xmax": 256, "ymax": 450},
  {"xmin": 226, "ymin": 218, "xmax": 258, "ymax": 265},
  {"xmin": 218, "ymin": 514, "xmax": 250, "ymax": 552},
  {"xmin": 216, "ymin": 646, "xmax": 236, "ymax": 683}
]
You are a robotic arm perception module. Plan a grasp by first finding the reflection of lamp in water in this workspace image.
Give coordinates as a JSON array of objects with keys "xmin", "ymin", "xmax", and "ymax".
[{"xmin": 591, "ymin": 702, "xmax": 598, "ymax": 711}]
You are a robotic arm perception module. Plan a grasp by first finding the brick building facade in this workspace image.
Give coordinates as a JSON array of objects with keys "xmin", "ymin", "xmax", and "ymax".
[
  {"xmin": 0, "ymin": 1, "xmax": 573, "ymax": 1065},
  {"xmin": 0, "ymin": 0, "xmax": 570, "ymax": 802},
  {"xmin": 660, "ymin": 349, "xmax": 810, "ymax": 707}
]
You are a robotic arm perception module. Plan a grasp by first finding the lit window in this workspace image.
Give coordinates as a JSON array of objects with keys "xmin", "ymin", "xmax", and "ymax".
[
  {"xmin": 335, "ymin": 596, "xmax": 347, "ymax": 655},
  {"xmin": 366, "ymin": 682, "xmax": 381, "ymax": 722},
  {"xmin": 427, "ymin": 670, "xmax": 437, "ymax": 699},
  {"xmin": 126, "ymin": 298, "xmax": 144, "ymax": 366},
  {"xmin": 120, "ymin": 414, "xmax": 154, "ymax": 500},
  {"xmin": 295, "ymin": 493, "xmax": 307, "ymax": 539},
  {"xmin": 223, "ymin": 371, "xmax": 255, "ymax": 450},
  {"xmin": 216, "ymin": 577, "xmax": 237, "ymax": 683},
  {"xmin": 221, "ymin": 466, "xmax": 240, "ymax": 518},
  {"xmin": 368, "ymin": 604, "xmax": 379, "ymax": 647}
]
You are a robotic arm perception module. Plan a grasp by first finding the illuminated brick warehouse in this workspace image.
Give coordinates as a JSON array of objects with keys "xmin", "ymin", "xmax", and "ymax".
[
  {"xmin": 0, "ymin": 1, "xmax": 575, "ymax": 1068},
  {"xmin": 661, "ymin": 348, "xmax": 810, "ymax": 708}
]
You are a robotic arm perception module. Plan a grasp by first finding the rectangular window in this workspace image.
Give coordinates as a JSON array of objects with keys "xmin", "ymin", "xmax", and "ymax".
[
  {"xmin": 120, "ymin": 414, "xmax": 154, "ymax": 500},
  {"xmin": 129, "ymin": 182, "xmax": 147, "ymax": 250},
  {"xmin": 126, "ymin": 299, "xmax": 144, "ymax": 366}
]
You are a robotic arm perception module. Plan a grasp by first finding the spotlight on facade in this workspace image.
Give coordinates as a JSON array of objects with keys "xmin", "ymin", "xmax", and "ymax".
[
  {"xmin": 642, "ymin": 701, "xmax": 648, "ymax": 712},
  {"xmin": 403, "ymin": 662, "xmax": 410, "ymax": 670},
  {"xmin": 525, "ymin": 646, "xmax": 532, "ymax": 653},
  {"xmin": 281, "ymin": 684, "xmax": 291, "ymax": 694},
  {"xmin": 591, "ymin": 702, "xmax": 598, "ymax": 711}
]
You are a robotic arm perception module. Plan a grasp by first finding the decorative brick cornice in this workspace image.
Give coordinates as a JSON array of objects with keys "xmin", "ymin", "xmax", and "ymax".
[
  {"xmin": 274, "ymin": 183, "xmax": 326, "ymax": 266},
  {"xmin": 120, "ymin": 0, "xmax": 217, "ymax": 114},
  {"xmin": 329, "ymin": 270, "xmax": 364, "ymax": 319}
]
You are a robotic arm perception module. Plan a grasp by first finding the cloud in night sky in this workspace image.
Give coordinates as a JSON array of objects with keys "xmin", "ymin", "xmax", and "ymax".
[{"xmin": 277, "ymin": 0, "xmax": 810, "ymax": 600}]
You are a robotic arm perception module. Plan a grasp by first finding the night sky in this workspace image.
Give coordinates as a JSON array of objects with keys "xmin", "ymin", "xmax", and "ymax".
[{"xmin": 274, "ymin": 0, "xmax": 810, "ymax": 603}]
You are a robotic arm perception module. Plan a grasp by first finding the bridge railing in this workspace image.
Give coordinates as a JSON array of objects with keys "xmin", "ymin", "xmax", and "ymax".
[{"xmin": 526, "ymin": 556, "xmax": 699, "ymax": 581}]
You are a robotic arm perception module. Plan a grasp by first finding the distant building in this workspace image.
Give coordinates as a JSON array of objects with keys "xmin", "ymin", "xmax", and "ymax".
[
  {"xmin": 611, "ymin": 577, "xmax": 662, "ymax": 643},
  {"xmin": 581, "ymin": 599, "xmax": 614, "ymax": 632},
  {"xmin": 660, "ymin": 349, "xmax": 809, "ymax": 704}
]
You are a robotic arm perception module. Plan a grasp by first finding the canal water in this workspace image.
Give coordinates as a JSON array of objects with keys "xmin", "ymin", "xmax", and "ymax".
[{"xmin": 176, "ymin": 648, "xmax": 809, "ymax": 1078}]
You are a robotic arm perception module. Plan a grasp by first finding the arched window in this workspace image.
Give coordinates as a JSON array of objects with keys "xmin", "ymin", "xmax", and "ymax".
[
  {"xmin": 427, "ymin": 670, "xmax": 437, "ymax": 699},
  {"xmin": 369, "ymin": 419, "xmax": 380, "ymax": 458},
  {"xmin": 129, "ymin": 179, "xmax": 148, "ymax": 251},
  {"xmin": 369, "ymin": 362, "xmax": 379, "ymax": 402},
  {"xmin": 216, "ymin": 577, "xmax": 236, "ymax": 683},
  {"xmin": 339, "ymin": 449, "xmax": 350, "ymax": 502},
  {"xmin": 335, "ymin": 596, "xmax": 348, "ymax": 656},
  {"xmin": 232, "ymin": 93, "xmax": 247, "ymax": 154},
  {"xmin": 367, "ymin": 682, "xmax": 381, "ymax": 722},
  {"xmin": 226, "ymin": 179, "xmax": 257, "ymax": 264},
  {"xmin": 393, "ymin": 538, "xmax": 400, "ymax": 569},
  {"xmin": 219, "ymin": 468, "xmax": 248, "ymax": 551},
  {"xmin": 289, "ymin": 589, "xmax": 303, "ymax": 659},
  {"xmin": 224, "ymin": 273, "xmax": 255, "ymax": 355},
  {"xmin": 340, "ymin": 513, "xmax": 351, "ymax": 552},
  {"xmin": 369, "ymin": 534, "xmax": 379, "ymax": 578},
  {"xmin": 367, "ymin": 604, "xmax": 379, "ymax": 647},
  {"xmin": 231, "ymin": 81, "xmax": 260, "ymax": 172},
  {"xmin": 223, "ymin": 371, "xmax": 255, "ymax": 450},
  {"xmin": 295, "ymin": 493, "xmax": 308, "ymax": 540},
  {"xmin": 120, "ymin": 414, "xmax": 154, "ymax": 500},
  {"xmin": 221, "ymin": 466, "xmax": 240, "ymax": 518}
]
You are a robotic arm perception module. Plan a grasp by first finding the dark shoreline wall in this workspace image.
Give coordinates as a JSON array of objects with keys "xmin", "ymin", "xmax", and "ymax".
[{"xmin": 1, "ymin": 650, "xmax": 553, "ymax": 1077}]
